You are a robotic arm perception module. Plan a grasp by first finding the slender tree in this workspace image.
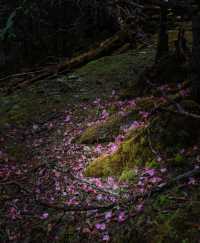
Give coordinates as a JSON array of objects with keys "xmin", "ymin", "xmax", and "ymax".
[{"xmin": 191, "ymin": 1, "xmax": 200, "ymax": 101}]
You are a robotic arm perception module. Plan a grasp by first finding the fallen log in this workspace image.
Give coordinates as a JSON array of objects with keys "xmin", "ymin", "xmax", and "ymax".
[{"xmin": 5, "ymin": 30, "xmax": 134, "ymax": 95}]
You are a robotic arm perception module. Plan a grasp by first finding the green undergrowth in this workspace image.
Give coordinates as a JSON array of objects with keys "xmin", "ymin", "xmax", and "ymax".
[{"xmin": 112, "ymin": 185, "xmax": 200, "ymax": 243}]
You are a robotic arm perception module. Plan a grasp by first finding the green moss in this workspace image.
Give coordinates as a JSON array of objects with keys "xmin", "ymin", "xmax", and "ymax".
[
  {"xmin": 119, "ymin": 168, "xmax": 136, "ymax": 182},
  {"xmin": 85, "ymin": 127, "xmax": 153, "ymax": 177},
  {"xmin": 154, "ymin": 195, "xmax": 171, "ymax": 207},
  {"xmin": 146, "ymin": 159, "xmax": 160, "ymax": 169},
  {"xmin": 85, "ymin": 152, "xmax": 123, "ymax": 177},
  {"xmin": 77, "ymin": 48, "xmax": 155, "ymax": 98},
  {"xmin": 78, "ymin": 111, "xmax": 139, "ymax": 144},
  {"xmin": 78, "ymin": 114, "xmax": 123, "ymax": 144},
  {"xmin": 77, "ymin": 49, "xmax": 154, "ymax": 80},
  {"xmin": 173, "ymin": 154, "xmax": 185, "ymax": 166}
]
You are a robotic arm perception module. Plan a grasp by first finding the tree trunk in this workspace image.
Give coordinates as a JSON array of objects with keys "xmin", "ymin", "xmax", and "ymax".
[
  {"xmin": 191, "ymin": 9, "xmax": 200, "ymax": 102},
  {"xmin": 155, "ymin": 4, "xmax": 169, "ymax": 62}
]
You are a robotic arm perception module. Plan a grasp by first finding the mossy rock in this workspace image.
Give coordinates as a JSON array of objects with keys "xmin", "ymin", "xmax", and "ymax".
[
  {"xmin": 85, "ymin": 128, "xmax": 152, "ymax": 177},
  {"xmin": 77, "ymin": 111, "xmax": 139, "ymax": 144}
]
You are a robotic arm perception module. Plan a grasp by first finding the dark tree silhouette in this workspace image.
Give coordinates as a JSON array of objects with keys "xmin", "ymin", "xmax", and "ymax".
[{"xmin": 191, "ymin": 1, "xmax": 200, "ymax": 101}]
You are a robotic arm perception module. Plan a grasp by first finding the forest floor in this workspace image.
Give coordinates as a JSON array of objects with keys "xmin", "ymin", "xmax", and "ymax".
[{"xmin": 0, "ymin": 32, "xmax": 200, "ymax": 243}]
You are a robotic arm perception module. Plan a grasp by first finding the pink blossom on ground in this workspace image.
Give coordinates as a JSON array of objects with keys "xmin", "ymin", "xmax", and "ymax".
[
  {"xmin": 111, "ymin": 90, "xmax": 116, "ymax": 96},
  {"xmin": 96, "ymin": 194, "xmax": 103, "ymax": 201},
  {"xmin": 118, "ymin": 211, "xmax": 126, "ymax": 223},
  {"xmin": 145, "ymin": 168, "xmax": 156, "ymax": 177},
  {"xmin": 103, "ymin": 234, "xmax": 110, "ymax": 241},
  {"xmin": 65, "ymin": 115, "xmax": 71, "ymax": 122},
  {"xmin": 127, "ymin": 100, "xmax": 136, "ymax": 108},
  {"xmin": 139, "ymin": 187, "xmax": 145, "ymax": 193},
  {"xmin": 95, "ymin": 223, "xmax": 106, "ymax": 231},
  {"xmin": 105, "ymin": 211, "xmax": 112, "ymax": 220},
  {"xmin": 101, "ymin": 110, "xmax": 109, "ymax": 119},
  {"xmin": 118, "ymin": 111, "xmax": 127, "ymax": 117},
  {"xmin": 180, "ymin": 149, "xmax": 185, "ymax": 154},
  {"xmin": 139, "ymin": 111, "xmax": 150, "ymax": 119},
  {"xmin": 108, "ymin": 143, "xmax": 118, "ymax": 153},
  {"xmin": 8, "ymin": 207, "xmax": 20, "ymax": 220},
  {"xmin": 124, "ymin": 121, "xmax": 144, "ymax": 133},
  {"xmin": 138, "ymin": 180, "xmax": 144, "ymax": 186},
  {"xmin": 150, "ymin": 176, "xmax": 162, "ymax": 184},
  {"xmin": 115, "ymin": 135, "xmax": 124, "ymax": 144},
  {"xmin": 179, "ymin": 88, "xmax": 189, "ymax": 97},
  {"xmin": 40, "ymin": 212, "xmax": 49, "ymax": 220},
  {"xmin": 93, "ymin": 98, "xmax": 101, "ymax": 105},
  {"xmin": 160, "ymin": 168, "xmax": 167, "ymax": 173},
  {"xmin": 95, "ymin": 144, "xmax": 103, "ymax": 154},
  {"xmin": 188, "ymin": 177, "xmax": 196, "ymax": 185},
  {"xmin": 156, "ymin": 156, "xmax": 162, "ymax": 162}
]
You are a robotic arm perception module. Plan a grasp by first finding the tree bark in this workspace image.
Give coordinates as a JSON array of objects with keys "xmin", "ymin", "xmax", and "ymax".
[{"xmin": 191, "ymin": 7, "xmax": 200, "ymax": 102}]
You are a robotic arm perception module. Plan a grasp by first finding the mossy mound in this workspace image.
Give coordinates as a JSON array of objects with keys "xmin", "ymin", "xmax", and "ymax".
[
  {"xmin": 85, "ymin": 108, "xmax": 200, "ymax": 177},
  {"xmin": 77, "ymin": 48, "xmax": 155, "ymax": 98},
  {"xmin": 77, "ymin": 111, "xmax": 139, "ymax": 144},
  {"xmin": 85, "ymin": 128, "xmax": 151, "ymax": 177}
]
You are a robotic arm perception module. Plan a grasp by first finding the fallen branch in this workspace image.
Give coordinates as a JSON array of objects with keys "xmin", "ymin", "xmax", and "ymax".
[
  {"xmin": 162, "ymin": 106, "xmax": 200, "ymax": 119},
  {"xmin": 54, "ymin": 165, "xmax": 120, "ymax": 198},
  {"xmin": 37, "ymin": 199, "xmax": 115, "ymax": 212}
]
